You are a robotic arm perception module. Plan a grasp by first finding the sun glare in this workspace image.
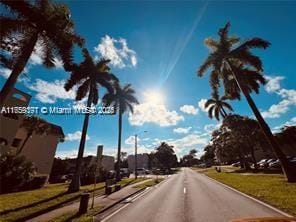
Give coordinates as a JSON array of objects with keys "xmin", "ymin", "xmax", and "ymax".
[{"xmin": 144, "ymin": 91, "xmax": 165, "ymax": 104}]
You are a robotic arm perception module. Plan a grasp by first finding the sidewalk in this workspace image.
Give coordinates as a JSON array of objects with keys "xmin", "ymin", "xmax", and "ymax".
[{"xmin": 27, "ymin": 179, "xmax": 151, "ymax": 222}]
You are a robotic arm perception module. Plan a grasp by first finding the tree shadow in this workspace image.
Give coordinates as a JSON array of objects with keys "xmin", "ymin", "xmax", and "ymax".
[{"xmin": 0, "ymin": 186, "xmax": 104, "ymax": 220}]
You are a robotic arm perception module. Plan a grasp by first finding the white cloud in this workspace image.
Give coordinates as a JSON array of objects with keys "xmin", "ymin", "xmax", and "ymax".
[
  {"xmin": 25, "ymin": 79, "xmax": 76, "ymax": 103},
  {"xmin": 55, "ymin": 149, "xmax": 78, "ymax": 159},
  {"xmin": 29, "ymin": 42, "xmax": 64, "ymax": 69},
  {"xmin": 0, "ymin": 68, "xmax": 12, "ymax": 79},
  {"xmin": 198, "ymin": 99, "xmax": 209, "ymax": 112},
  {"xmin": 262, "ymin": 76, "xmax": 296, "ymax": 119},
  {"xmin": 204, "ymin": 123, "xmax": 221, "ymax": 134},
  {"xmin": 94, "ymin": 35, "xmax": 137, "ymax": 68},
  {"xmin": 65, "ymin": 131, "xmax": 90, "ymax": 141},
  {"xmin": 30, "ymin": 42, "xmax": 43, "ymax": 65},
  {"xmin": 0, "ymin": 67, "xmax": 29, "ymax": 81},
  {"xmin": 265, "ymin": 76, "xmax": 285, "ymax": 93},
  {"xmin": 273, "ymin": 116, "xmax": 296, "ymax": 132},
  {"xmin": 168, "ymin": 134, "xmax": 209, "ymax": 156},
  {"xmin": 53, "ymin": 58, "xmax": 64, "ymax": 69},
  {"xmin": 129, "ymin": 102, "xmax": 184, "ymax": 127},
  {"xmin": 180, "ymin": 105, "xmax": 198, "ymax": 115},
  {"xmin": 173, "ymin": 127, "xmax": 192, "ymax": 134},
  {"xmin": 125, "ymin": 135, "xmax": 139, "ymax": 145}
]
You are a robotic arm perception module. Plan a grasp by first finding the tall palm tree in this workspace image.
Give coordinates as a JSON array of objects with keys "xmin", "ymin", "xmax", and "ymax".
[
  {"xmin": 0, "ymin": 0, "xmax": 83, "ymax": 108},
  {"xmin": 17, "ymin": 116, "xmax": 51, "ymax": 155},
  {"xmin": 65, "ymin": 49, "xmax": 118, "ymax": 192},
  {"xmin": 205, "ymin": 92, "xmax": 233, "ymax": 121},
  {"xmin": 103, "ymin": 84, "xmax": 139, "ymax": 181},
  {"xmin": 198, "ymin": 22, "xmax": 296, "ymax": 182}
]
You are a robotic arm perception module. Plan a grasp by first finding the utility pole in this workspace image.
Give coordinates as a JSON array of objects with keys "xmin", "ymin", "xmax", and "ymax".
[
  {"xmin": 135, "ymin": 134, "xmax": 138, "ymax": 179},
  {"xmin": 91, "ymin": 145, "xmax": 103, "ymax": 209}
]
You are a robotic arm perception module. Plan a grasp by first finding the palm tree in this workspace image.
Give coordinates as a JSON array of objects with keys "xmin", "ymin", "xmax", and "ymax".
[
  {"xmin": 205, "ymin": 92, "xmax": 233, "ymax": 121},
  {"xmin": 0, "ymin": 0, "xmax": 83, "ymax": 108},
  {"xmin": 65, "ymin": 49, "xmax": 118, "ymax": 192},
  {"xmin": 103, "ymin": 84, "xmax": 139, "ymax": 181},
  {"xmin": 198, "ymin": 22, "xmax": 296, "ymax": 182},
  {"xmin": 17, "ymin": 116, "xmax": 51, "ymax": 155}
]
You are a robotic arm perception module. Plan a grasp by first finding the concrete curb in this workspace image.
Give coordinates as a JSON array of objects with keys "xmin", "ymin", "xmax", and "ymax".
[{"xmin": 202, "ymin": 173, "xmax": 293, "ymax": 218}]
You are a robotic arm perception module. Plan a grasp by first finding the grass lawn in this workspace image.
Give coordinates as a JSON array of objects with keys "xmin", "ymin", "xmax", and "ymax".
[
  {"xmin": 133, "ymin": 178, "xmax": 164, "ymax": 189},
  {"xmin": 0, "ymin": 178, "xmax": 146, "ymax": 222},
  {"xmin": 49, "ymin": 205, "xmax": 104, "ymax": 222},
  {"xmin": 195, "ymin": 167, "xmax": 296, "ymax": 216}
]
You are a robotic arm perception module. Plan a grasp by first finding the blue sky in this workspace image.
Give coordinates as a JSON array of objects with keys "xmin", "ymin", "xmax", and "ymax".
[{"xmin": 1, "ymin": 1, "xmax": 295, "ymax": 158}]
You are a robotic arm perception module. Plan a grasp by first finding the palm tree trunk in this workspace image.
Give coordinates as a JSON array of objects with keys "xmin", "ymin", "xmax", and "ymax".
[
  {"xmin": 17, "ymin": 134, "xmax": 31, "ymax": 155},
  {"xmin": 116, "ymin": 106, "xmax": 123, "ymax": 181},
  {"xmin": 226, "ymin": 60, "xmax": 296, "ymax": 182},
  {"xmin": 68, "ymin": 89, "xmax": 93, "ymax": 193},
  {"xmin": 0, "ymin": 32, "xmax": 39, "ymax": 108}
]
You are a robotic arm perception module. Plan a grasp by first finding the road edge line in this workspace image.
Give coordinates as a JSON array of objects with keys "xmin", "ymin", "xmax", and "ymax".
[
  {"xmin": 98, "ymin": 177, "xmax": 168, "ymax": 221},
  {"xmin": 97, "ymin": 177, "xmax": 168, "ymax": 216},
  {"xmin": 202, "ymin": 173, "xmax": 293, "ymax": 218}
]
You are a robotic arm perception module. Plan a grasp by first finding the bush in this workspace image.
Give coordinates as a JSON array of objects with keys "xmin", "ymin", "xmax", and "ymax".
[
  {"xmin": 23, "ymin": 175, "xmax": 48, "ymax": 190},
  {"xmin": 80, "ymin": 165, "xmax": 109, "ymax": 186},
  {"xmin": 0, "ymin": 152, "xmax": 37, "ymax": 193}
]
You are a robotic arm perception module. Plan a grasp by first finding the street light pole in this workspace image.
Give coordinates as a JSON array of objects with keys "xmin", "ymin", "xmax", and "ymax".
[
  {"xmin": 134, "ymin": 131, "xmax": 148, "ymax": 180},
  {"xmin": 134, "ymin": 134, "xmax": 138, "ymax": 179}
]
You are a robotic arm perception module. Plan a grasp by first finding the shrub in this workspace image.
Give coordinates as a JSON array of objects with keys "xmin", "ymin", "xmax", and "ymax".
[
  {"xmin": 24, "ymin": 175, "xmax": 48, "ymax": 190},
  {"xmin": 0, "ymin": 152, "xmax": 37, "ymax": 193}
]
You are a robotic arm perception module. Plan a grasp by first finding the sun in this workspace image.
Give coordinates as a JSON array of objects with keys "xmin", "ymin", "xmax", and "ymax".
[{"xmin": 144, "ymin": 90, "xmax": 164, "ymax": 104}]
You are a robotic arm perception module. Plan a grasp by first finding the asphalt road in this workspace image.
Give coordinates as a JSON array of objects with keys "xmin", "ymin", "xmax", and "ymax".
[{"xmin": 101, "ymin": 168, "xmax": 281, "ymax": 222}]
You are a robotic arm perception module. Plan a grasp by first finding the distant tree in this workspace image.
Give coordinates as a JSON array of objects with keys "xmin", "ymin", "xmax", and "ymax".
[
  {"xmin": 0, "ymin": 0, "xmax": 83, "ymax": 107},
  {"xmin": 0, "ymin": 152, "xmax": 36, "ymax": 193},
  {"xmin": 200, "ymin": 144, "xmax": 215, "ymax": 165},
  {"xmin": 205, "ymin": 92, "xmax": 233, "ymax": 121},
  {"xmin": 181, "ymin": 149, "xmax": 200, "ymax": 167},
  {"xmin": 65, "ymin": 49, "xmax": 118, "ymax": 192},
  {"xmin": 17, "ymin": 116, "xmax": 52, "ymax": 155},
  {"xmin": 49, "ymin": 157, "xmax": 69, "ymax": 183},
  {"xmin": 210, "ymin": 114, "xmax": 270, "ymax": 169},
  {"xmin": 198, "ymin": 22, "xmax": 295, "ymax": 181},
  {"xmin": 154, "ymin": 142, "xmax": 178, "ymax": 171},
  {"xmin": 103, "ymin": 84, "xmax": 138, "ymax": 181},
  {"xmin": 275, "ymin": 125, "xmax": 296, "ymax": 155}
]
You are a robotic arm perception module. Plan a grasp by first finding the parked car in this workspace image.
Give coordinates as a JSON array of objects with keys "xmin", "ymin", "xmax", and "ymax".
[
  {"xmin": 231, "ymin": 162, "xmax": 240, "ymax": 167},
  {"xmin": 269, "ymin": 159, "xmax": 280, "ymax": 168},
  {"xmin": 257, "ymin": 159, "xmax": 269, "ymax": 168},
  {"xmin": 120, "ymin": 168, "xmax": 130, "ymax": 178},
  {"xmin": 136, "ymin": 168, "xmax": 148, "ymax": 175},
  {"xmin": 269, "ymin": 157, "xmax": 296, "ymax": 169},
  {"xmin": 107, "ymin": 170, "xmax": 116, "ymax": 179}
]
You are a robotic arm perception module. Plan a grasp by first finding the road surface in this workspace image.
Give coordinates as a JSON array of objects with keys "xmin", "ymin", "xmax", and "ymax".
[{"xmin": 101, "ymin": 168, "xmax": 281, "ymax": 222}]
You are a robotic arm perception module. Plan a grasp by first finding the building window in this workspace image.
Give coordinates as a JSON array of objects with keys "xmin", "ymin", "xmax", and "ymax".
[{"xmin": 11, "ymin": 138, "xmax": 22, "ymax": 147}]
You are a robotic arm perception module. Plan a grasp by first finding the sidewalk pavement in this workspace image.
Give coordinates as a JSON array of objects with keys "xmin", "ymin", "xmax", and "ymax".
[{"xmin": 27, "ymin": 179, "xmax": 151, "ymax": 222}]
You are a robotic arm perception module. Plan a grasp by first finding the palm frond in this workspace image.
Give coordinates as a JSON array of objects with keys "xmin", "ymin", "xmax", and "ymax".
[
  {"xmin": 208, "ymin": 105, "xmax": 215, "ymax": 119},
  {"xmin": 198, "ymin": 54, "xmax": 214, "ymax": 76},
  {"xmin": 205, "ymin": 99, "xmax": 215, "ymax": 108},
  {"xmin": 221, "ymin": 102, "xmax": 233, "ymax": 111},
  {"xmin": 76, "ymin": 79, "xmax": 90, "ymax": 101},
  {"xmin": 235, "ymin": 38, "xmax": 270, "ymax": 51}
]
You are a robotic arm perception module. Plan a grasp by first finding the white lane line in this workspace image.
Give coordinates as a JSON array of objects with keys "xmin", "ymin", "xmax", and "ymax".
[
  {"xmin": 101, "ymin": 187, "xmax": 151, "ymax": 222},
  {"xmin": 183, "ymin": 187, "xmax": 186, "ymax": 194}
]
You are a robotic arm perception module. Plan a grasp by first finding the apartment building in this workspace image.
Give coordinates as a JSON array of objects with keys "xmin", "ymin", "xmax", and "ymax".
[{"xmin": 0, "ymin": 88, "xmax": 64, "ymax": 176}]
